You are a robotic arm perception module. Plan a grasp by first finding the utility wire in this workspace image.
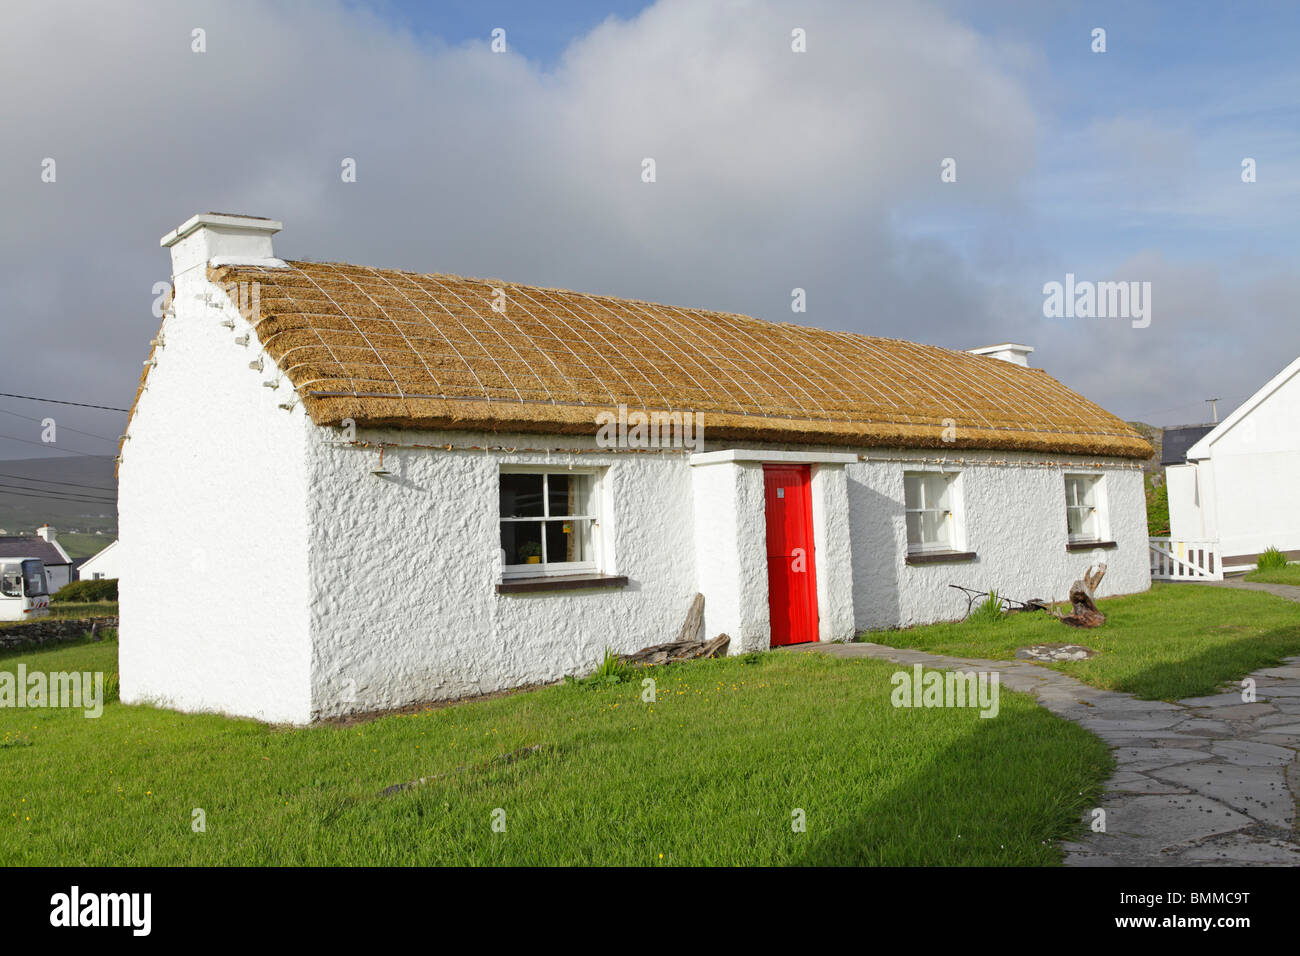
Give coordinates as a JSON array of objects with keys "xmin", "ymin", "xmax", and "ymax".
[
  {"xmin": 0, "ymin": 481, "xmax": 114, "ymax": 503},
  {"xmin": 0, "ymin": 392, "xmax": 128, "ymax": 413},
  {"xmin": 0, "ymin": 432, "xmax": 112, "ymax": 457},
  {"xmin": 0, "ymin": 486, "xmax": 116, "ymax": 505},
  {"xmin": 0, "ymin": 472, "xmax": 115, "ymax": 493},
  {"xmin": 0, "ymin": 406, "xmax": 120, "ymax": 444}
]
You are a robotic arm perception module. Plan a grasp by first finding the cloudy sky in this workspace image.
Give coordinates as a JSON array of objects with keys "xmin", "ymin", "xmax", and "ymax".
[{"xmin": 2, "ymin": 0, "xmax": 1298, "ymax": 462}]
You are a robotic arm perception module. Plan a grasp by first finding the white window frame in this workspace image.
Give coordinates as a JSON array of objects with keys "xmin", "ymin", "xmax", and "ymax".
[
  {"xmin": 499, "ymin": 466, "xmax": 605, "ymax": 578},
  {"xmin": 1064, "ymin": 473, "xmax": 1107, "ymax": 544},
  {"xmin": 903, "ymin": 470, "xmax": 964, "ymax": 554}
]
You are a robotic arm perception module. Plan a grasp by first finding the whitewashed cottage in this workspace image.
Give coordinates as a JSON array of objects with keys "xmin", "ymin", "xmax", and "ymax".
[
  {"xmin": 118, "ymin": 213, "xmax": 1152, "ymax": 723},
  {"xmin": 1164, "ymin": 354, "xmax": 1300, "ymax": 573}
]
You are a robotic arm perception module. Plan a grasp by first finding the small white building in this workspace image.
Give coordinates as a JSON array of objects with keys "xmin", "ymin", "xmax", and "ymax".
[
  {"xmin": 77, "ymin": 539, "xmax": 121, "ymax": 581},
  {"xmin": 118, "ymin": 213, "xmax": 1152, "ymax": 724},
  {"xmin": 1166, "ymin": 354, "xmax": 1300, "ymax": 571},
  {"xmin": 0, "ymin": 526, "xmax": 74, "ymax": 593}
]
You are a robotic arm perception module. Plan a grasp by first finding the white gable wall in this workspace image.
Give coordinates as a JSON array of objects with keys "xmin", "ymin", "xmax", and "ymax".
[
  {"xmin": 77, "ymin": 539, "xmax": 121, "ymax": 581},
  {"xmin": 1193, "ymin": 367, "xmax": 1300, "ymax": 559},
  {"xmin": 118, "ymin": 268, "xmax": 313, "ymax": 724}
]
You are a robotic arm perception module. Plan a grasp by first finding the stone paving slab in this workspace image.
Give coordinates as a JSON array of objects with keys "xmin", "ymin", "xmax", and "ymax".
[{"xmin": 789, "ymin": 638, "xmax": 1300, "ymax": 866}]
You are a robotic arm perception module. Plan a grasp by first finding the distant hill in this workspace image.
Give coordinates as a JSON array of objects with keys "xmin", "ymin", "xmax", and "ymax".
[
  {"xmin": 0, "ymin": 455, "xmax": 117, "ymax": 536},
  {"xmin": 1126, "ymin": 422, "xmax": 1162, "ymax": 475}
]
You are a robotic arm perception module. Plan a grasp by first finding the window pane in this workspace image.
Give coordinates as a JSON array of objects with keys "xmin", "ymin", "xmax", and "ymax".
[
  {"xmin": 905, "ymin": 512, "xmax": 921, "ymax": 547},
  {"xmin": 501, "ymin": 520, "xmax": 543, "ymax": 565},
  {"xmin": 904, "ymin": 474, "xmax": 922, "ymax": 509},
  {"xmin": 545, "ymin": 518, "xmax": 593, "ymax": 563},
  {"xmin": 1067, "ymin": 506, "xmax": 1097, "ymax": 539},
  {"xmin": 547, "ymin": 473, "xmax": 592, "ymax": 517},
  {"xmin": 500, "ymin": 473, "xmax": 544, "ymax": 518},
  {"xmin": 921, "ymin": 511, "xmax": 949, "ymax": 548},
  {"xmin": 924, "ymin": 475, "xmax": 950, "ymax": 510}
]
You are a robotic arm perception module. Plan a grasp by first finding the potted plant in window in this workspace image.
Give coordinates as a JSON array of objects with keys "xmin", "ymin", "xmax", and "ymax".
[{"xmin": 520, "ymin": 541, "xmax": 542, "ymax": 565}]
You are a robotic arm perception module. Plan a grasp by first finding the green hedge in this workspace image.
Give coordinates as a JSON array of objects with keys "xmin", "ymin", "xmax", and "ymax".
[{"xmin": 51, "ymin": 578, "xmax": 118, "ymax": 603}]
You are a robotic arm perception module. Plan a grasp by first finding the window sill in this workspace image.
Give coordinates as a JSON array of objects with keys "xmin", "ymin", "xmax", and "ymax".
[
  {"xmin": 496, "ymin": 573, "xmax": 629, "ymax": 594},
  {"xmin": 905, "ymin": 550, "xmax": 978, "ymax": 565},
  {"xmin": 1066, "ymin": 540, "xmax": 1118, "ymax": 552}
]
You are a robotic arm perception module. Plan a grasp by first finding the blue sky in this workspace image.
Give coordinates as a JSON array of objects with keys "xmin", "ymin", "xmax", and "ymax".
[
  {"xmin": 2, "ymin": 0, "xmax": 1299, "ymax": 463},
  {"xmin": 353, "ymin": 0, "xmax": 655, "ymax": 62}
]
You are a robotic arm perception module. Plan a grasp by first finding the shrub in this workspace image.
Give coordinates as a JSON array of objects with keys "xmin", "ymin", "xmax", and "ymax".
[
  {"xmin": 1145, "ymin": 476, "xmax": 1169, "ymax": 536},
  {"xmin": 968, "ymin": 590, "xmax": 1004, "ymax": 623},
  {"xmin": 567, "ymin": 648, "xmax": 635, "ymax": 688},
  {"xmin": 1257, "ymin": 547, "xmax": 1288, "ymax": 571},
  {"xmin": 51, "ymin": 578, "xmax": 117, "ymax": 603}
]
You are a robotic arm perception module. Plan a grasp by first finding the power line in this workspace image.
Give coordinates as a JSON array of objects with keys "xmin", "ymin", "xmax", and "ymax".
[
  {"xmin": 0, "ymin": 432, "xmax": 112, "ymax": 457},
  {"xmin": 0, "ymin": 486, "xmax": 116, "ymax": 506},
  {"xmin": 0, "ymin": 482, "xmax": 114, "ymax": 503},
  {"xmin": 0, "ymin": 480, "xmax": 114, "ymax": 501},
  {"xmin": 0, "ymin": 392, "xmax": 128, "ymax": 413},
  {"xmin": 0, "ymin": 406, "xmax": 120, "ymax": 444},
  {"xmin": 0, "ymin": 472, "xmax": 115, "ymax": 493}
]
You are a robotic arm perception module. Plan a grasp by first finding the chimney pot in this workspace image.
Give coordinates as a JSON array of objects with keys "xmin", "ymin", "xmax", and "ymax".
[
  {"xmin": 160, "ymin": 213, "xmax": 282, "ymax": 276},
  {"xmin": 966, "ymin": 343, "xmax": 1034, "ymax": 367}
]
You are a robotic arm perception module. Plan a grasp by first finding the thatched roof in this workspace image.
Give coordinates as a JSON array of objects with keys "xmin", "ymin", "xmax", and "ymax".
[{"xmin": 193, "ymin": 260, "xmax": 1149, "ymax": 458}]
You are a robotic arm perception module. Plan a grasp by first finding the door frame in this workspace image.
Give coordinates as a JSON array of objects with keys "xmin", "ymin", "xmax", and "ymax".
[{"xmin": 762, "ymin": 463, "xmax": 820, "ymax": 647}]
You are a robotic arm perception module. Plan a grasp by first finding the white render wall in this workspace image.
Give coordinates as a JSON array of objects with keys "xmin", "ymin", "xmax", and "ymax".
[
  {"xmin": 304, "ymin": 428, "xmax": 700, "ymax": 719},
  {"xmin": 689, "ymin": 460, "xmax": 772, "ymax": 653},
  {"xmin": 845, "ymin": 453, "xmax": 1150, "ymax": 630},
  {"xmin": 118, "ymin": 265, "xmax": 314, "ymax": 724},
  {"xmin": 1190, "ymin": 369, "xmax": 1300, "ymax": 559},
  {"xmin": 809, "ymin": 465, "xmax": 855, "ymax": 643}
]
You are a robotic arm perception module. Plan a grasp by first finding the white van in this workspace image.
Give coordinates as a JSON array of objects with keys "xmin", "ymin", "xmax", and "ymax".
[{"xmin": 0, "ymin": 558, "xmax": 50, "ymax": 622}]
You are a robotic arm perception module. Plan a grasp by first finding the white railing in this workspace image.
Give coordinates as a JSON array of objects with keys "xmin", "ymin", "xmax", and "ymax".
[{"xmin": 1149, "ymin": 537, "xmax": 1223, "ymax": 581}]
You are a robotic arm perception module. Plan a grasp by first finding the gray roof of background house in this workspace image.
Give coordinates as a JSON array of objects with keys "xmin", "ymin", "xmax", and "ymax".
[
  {"xmin": 0, "ymin": 537, "xmax": 70, "ymax": 566},
  {"xmin": 1161, "ymin": 425, "xmax": 1216, "ymax": 465}
]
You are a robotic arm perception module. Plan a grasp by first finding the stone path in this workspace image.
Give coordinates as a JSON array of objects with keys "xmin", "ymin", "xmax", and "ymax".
[{"xmin": 789, "ymin": 639, "xmax": 1300, "ymax": 865}]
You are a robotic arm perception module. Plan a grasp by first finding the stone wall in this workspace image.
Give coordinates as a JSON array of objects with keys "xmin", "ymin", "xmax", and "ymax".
[{"xmin": 0, "ymin": 617, "xmax": 117, "ymax": 652}]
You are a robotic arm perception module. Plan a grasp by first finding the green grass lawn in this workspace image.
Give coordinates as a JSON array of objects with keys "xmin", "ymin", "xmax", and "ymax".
[
  {"xmin": 52, "ymin": 533, "xmax": 115, "ymax": 561},
  {"xmin": 1244, "ymin": 564, "xmax": 1300, "ymax": 586},
  {"xmin": 0, "ymin": 637, "xmax": 1109, "ymax": 866},
  {"xmin": 866, "ymin": 582, "xmax": 1300, "ymax": 701}
]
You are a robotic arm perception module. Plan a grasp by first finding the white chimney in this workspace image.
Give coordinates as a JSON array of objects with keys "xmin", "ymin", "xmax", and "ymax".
[
  {"xmin": 160, "ymin": 213, "xmax": 283, "ymax": 276},
  {"xmin": 966, "ymin": 343, "xmax": 1034, "ymax": 367},
  {"xmin": 36, "ymin": 525, "xmax": 55, "ymax": 543}
]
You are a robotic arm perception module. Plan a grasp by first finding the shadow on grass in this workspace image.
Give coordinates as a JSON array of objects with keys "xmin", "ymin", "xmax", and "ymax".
[
  {"xmin": 789, "ymin": 703, "xmax": 1110, "ymax": 866},
  {"xmin": 1093, "ymin": 628, "xmax": 1300, "ymax": 701}
]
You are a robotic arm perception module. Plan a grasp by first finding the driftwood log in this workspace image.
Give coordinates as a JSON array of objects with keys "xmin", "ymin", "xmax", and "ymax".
[
  {"xmin": 1059, "ymin": 563, "xmax": 1107, "ymax": 628},
  {"xmin": 620, "ymin": 633, "xmax": 730, "ymax": 666},
  {"xmin": 617, "ymin": 592, "xmax": 730, "ymax": 664},
  {"xmin": 674, "ymin": 592, "xmax": 705, "ymax": 644}
]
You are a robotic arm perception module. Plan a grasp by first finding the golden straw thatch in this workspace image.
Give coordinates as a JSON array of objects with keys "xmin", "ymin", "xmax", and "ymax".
[{"xmin": 190, "ymin": 260, "xmax": 1150, "ymax": 458}]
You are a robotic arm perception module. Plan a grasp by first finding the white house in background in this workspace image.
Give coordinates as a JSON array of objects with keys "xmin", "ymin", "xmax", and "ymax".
[
  {"xmin": 1165, "ymin": 354, "xmax": 1300, "ymax": 571},
  {"xmin": 117, "ymin": 213, "xmax": 1152, "ymax": 724},
  {"xmin": 0, "ymin": 526, "xmax": 74, "ymax": 593},
  {"xmin": 77, "ymin": 539, "xmax": 121, "ymax": 581}
]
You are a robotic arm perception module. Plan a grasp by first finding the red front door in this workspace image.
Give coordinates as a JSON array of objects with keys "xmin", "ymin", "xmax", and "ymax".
[{"xmin": 763, "ymin": 464, "xmax": 819, "ymax": 647}]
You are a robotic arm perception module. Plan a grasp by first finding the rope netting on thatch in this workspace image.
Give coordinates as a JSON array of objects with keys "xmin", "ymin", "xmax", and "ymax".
[{"xmin": 203, "ymin": 260, "xmax": 1151, "ymax": 458}]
